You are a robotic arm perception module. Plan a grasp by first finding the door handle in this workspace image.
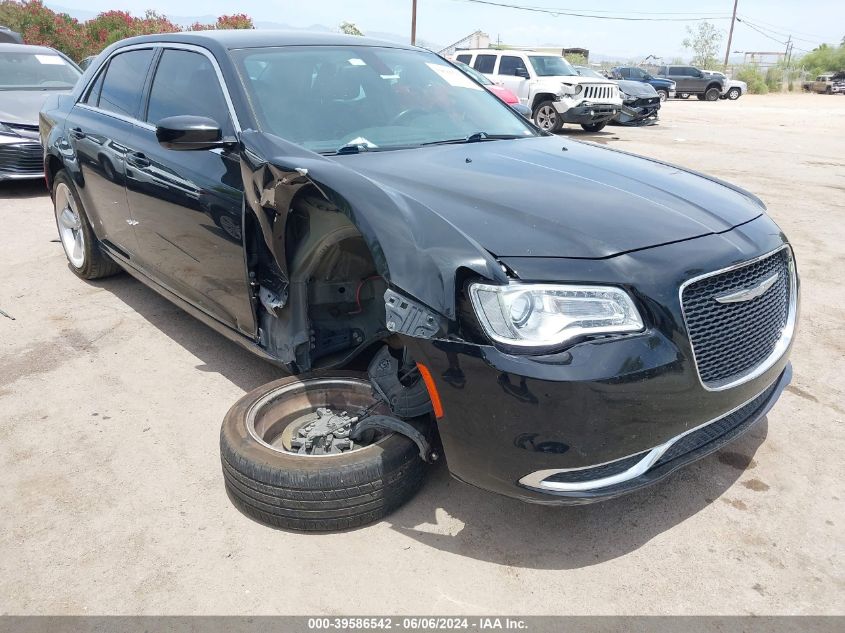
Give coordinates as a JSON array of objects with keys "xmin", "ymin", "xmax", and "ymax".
[
  {"xmin": 69, "ymin": 127, "xmax": 86, "ymax": 140},
  {"xmin": 127, "ymin": 152, "xmax": 151, "ymax": 168}
]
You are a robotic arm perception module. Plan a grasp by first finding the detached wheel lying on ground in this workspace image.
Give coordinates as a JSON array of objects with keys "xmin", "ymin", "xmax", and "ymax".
[{"xmin": 220, "ymin": 372, "xmax": 429, "ymax": 531}]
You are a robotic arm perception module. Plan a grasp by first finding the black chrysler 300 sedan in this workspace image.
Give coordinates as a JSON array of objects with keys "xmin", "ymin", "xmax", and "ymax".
[{"xmin": 41, "ymin": 31, "xmax": 798, "ymax": 531}]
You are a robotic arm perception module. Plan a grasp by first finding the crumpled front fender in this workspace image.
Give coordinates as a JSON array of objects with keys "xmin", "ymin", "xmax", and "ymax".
[{"xmin": 239, "ymin": 131, "xmax": 507, "ymax": 321}]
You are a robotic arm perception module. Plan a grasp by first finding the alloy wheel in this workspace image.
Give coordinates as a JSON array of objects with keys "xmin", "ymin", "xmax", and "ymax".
[
  {"xmin": 55, "ymin": 182, "xmax": 85, "ymax": 268},
  {"xmin": 534, "ymin": 105, "xmax": 557, "ymax": 131}
]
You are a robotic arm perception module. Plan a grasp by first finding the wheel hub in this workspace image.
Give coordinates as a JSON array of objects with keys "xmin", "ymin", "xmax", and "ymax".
[{"xmin": 288, "ymin": 407, "xmax": 359, "ymax": 455}]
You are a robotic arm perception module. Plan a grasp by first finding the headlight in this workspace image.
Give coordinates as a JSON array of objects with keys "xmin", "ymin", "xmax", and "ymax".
[
  {"xmin": 559, "ymin": 83, "xmax": 582, "ymax": 96},
  {"xmin": 469, "ymin": 282, "xmax": 644, "ymax": 349}
]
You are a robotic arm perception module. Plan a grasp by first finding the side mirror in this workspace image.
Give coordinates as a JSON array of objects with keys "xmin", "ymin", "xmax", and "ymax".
[
  {"xmin": 515, "ymin": 67, "xmax": 530, "ymax": 79},
  {"xmin": 155, "ymin": 115, "xmax": 229, "ymax": 151},
  {"xmin": 510, "ymin": 103, "xmax": 531, "ymax": 119}
]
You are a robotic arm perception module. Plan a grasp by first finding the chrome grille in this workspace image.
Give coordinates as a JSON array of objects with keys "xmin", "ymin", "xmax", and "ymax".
[
  {"xmin": 0, "ymin": 142, "xmax": 43, "ymax": 175},
  {"xmin": 681, "ymin": 247, "xmax": 793, "ymax": 389}
]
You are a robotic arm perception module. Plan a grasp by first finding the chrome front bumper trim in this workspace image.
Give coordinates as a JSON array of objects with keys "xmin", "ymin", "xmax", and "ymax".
[{"xmin": 519, "ymin": 367, "xmax": 790, "ymax": 493}]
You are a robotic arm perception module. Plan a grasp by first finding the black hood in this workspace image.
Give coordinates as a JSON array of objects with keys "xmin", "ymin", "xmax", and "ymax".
[
  {"xmin": 1, "ymin": 88, "xmax": 71, "ymax": 127},
  {"xmin": 333, "ymin": 136, "xmax": 764, "ymax": 259}
]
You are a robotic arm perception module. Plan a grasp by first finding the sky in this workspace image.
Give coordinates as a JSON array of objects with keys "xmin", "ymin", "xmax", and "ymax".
[{"xmin": 46, "ymin": 0, "xmax": 845, "ymax": 61}]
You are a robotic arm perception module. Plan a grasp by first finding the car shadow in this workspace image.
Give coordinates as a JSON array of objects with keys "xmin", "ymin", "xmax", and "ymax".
[
  {"xmin": 0, "ymin": 180, "xmax": 49, "ymax": 199},
  {"xmin": 86, "ymin": 274, "xmax": 282, "ymax": 392},
  {"xmin": 385, "ymin": 419, "xmax": 768, "ymax": 570}
]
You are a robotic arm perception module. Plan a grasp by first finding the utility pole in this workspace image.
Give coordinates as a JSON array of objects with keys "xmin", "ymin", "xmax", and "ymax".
[
  {"xmin": 724, "ymin": 0, "xmax": 739, "ymax": 68},
  {"xmin": 411, "ymin": 0, "xmax": 417, "ymax": 46}
]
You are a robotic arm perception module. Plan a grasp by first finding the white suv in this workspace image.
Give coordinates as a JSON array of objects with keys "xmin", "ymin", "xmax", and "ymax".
[{"xmin": 453, "ymin": 49, "xmax": 622, "ymax": 132}]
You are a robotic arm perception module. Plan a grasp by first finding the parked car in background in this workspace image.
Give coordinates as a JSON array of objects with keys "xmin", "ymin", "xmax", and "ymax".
[
  {"xmin": 578, "ymin": 66, "xmax": 661, "ymax": 125},
  {"xmin": 0, "ymin": 26, "xmax": 23, "ymax": 44},
  {"xmin": 1, "ymin": 43, "xmax": 81, "ymax": 181},
  {"xmin": 42, "ymin": 31, "xmax": 797, "ymax": 531},
  {"xmin": 454, "ymin": 48, "xmax": 622, "ymax": 132},
  {"xmin": 657, "ymin": 65, "xmax": 725, "ymax": 101},
  {"xmin": 803, "ymin": 72, "xmax": 845, "ymax": 94},
  {"xmin": 454, "ymin": 60, "xmax": 519, "ymax": 104},
  {"xmin": 609, "ymin": 66, "xmax": 675, "ymax": 102},
  {"xmin": 702, "ymin": 70, "xmax": 747, "ymax": 100},
  {"xmin": 79, "ymin": 55, "xmax": 97, "ymax": 71}
]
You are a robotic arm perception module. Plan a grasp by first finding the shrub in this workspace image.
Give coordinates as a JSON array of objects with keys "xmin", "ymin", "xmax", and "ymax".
[{"xmin": 735, "ymin": 65, "xmax": 769, "ymax": 94}]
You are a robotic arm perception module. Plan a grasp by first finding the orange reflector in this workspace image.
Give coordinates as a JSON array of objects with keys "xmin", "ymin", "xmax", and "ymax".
[{"xmin": 416, "ymin": 362, "xmax": 444, "ymax": 419}]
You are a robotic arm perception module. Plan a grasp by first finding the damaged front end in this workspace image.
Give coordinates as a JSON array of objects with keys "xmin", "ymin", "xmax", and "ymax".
[
  {"xmin": 613, "ymin": 81, "xmax": 661, "ymax": 126},
  {"xmin": 237, "ymin": 131, "xmax": 507, "ymax": 374}
]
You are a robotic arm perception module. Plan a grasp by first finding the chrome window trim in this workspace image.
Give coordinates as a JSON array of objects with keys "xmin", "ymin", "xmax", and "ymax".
[
  {"xmin": 75, "ymin": 42, "xmax": 241, "ymax": 134},
  {"xmin": 519, "ymin": 375, "xmax": 779, "ymax": 492},
  {"xmin": 678, "ymin": 244, "xmax": 797, "ymax": 392}
]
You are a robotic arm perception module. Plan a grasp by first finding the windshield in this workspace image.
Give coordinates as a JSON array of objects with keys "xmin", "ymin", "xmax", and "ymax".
[
  {"xmin": 0, "ymin": 51, "xmax": 80, "ymax": 90},
  {"xmin": 232, "ymin": 46, "xmax": 536, "ymax": 153},
  {"xmin": 575, "ymin": 66, "xmax": 605, "ymax": 80},
  {"xmin": 454, "ymin": 61, "xmax": 492, "ymax": 86},
  {"xmin": 528, "ymin": 55, "xmax": 576, "ymax": 77}
]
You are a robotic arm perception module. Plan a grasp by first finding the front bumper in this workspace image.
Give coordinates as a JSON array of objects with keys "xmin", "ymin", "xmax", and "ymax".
[
  {"xmin": 405, "ymin": 216, "xmax": 796, "ymax": 505},
  {"xmin": 0, "ymin": 141, "xmax": 44, "ymax": 181},
  {"xmin": 615, "ymin": 97, "xmax": 661, "ymax": 125},
  {"xmin": 557, "ymin": 103, "xmax": 621, "ymax": 124}
]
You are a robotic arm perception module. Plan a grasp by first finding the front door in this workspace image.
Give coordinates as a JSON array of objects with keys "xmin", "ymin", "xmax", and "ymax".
[
  {"xmin": 124, "ymin": 47, "xmax": 255, "ymax": 336},
  {"xmin": 495, "ymin": 55, "xmax": 531, "ymax": 104}
]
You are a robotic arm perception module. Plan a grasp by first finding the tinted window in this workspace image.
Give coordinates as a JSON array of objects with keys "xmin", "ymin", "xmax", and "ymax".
[
  {"xmin": 455, "ymin": 54, "xmax": 471, "ymax": 64},
  {"xmin": 498, "ymin": 55, "xmax": 528, "ymax": 77},
  {"xmin": 618, "ymin": 67, "xmax": 630, "ymax": 78},
  {"xmin": 146, "ymin": 49, "xmax": 232, "ymax": 133},
  {"xmin": 83, "ymin": 66, "xmax": 105, "ymax": 105},
  {"xmin": 98, "ymin": 49, "xmax": 154, "ymax": 118},
  {"xmin": 473, "ymin": 54, "xmax": 496, "ymax": 73}
]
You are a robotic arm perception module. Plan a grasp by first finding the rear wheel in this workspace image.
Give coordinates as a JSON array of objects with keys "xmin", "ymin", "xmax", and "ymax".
[
  {"xmin": 220, "ymin": 372, "xmax": 429, "ymax": 531},
  {"xmin": 705, "ymin": 87, "xmax": 721, "ymax": 101},
  {"xmin": 532, "ymin": 101, "xmax": 563, "ymax": 133},
  {"xmin": 678, "ymin": 93, "xmax": 690, "ymax": 99},
  {"xmin": 580, "ymin": 121, "xmax": 608, "ymax": 132},
  {"xmin": 53, "ymin": 170, "xmax": 121, "ymax": 280}
]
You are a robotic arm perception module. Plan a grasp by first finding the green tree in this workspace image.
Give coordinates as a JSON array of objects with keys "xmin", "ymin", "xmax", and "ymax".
[
  {"xmin": 339, "ymin": 21, "xmax": 363, "ymax": 36},
  {"xmin": 682, "ymin": 21, "xmax": 723, "ymax": 68},
  {"xmin": 797, "ymin": 43, "xmax": 845, "ymax": 75}
]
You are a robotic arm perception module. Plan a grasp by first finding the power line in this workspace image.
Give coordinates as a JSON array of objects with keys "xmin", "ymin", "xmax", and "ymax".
[
  {"xmin": 738, "ymin": 15, "xmax": 833, "ymax": 45},
  {"xmin": 450, "ymin": 0, "xmax": 732, "ymax": 21},
  {"xmin": 736, "ymin": 13, "xmax": 839, "ymax": 43}
]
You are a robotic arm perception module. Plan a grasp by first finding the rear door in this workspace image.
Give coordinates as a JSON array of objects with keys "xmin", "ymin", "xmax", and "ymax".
[
  {"xmin": 124, "ymin": 46, "xmax": 255, "ymax": 335},
  {"xmin": 472, "ymin": 53, "xmax": 497, "ymax": 79},
  {"xmin": 66, "ymin": 48, "xmax": 155, "ymax": 253}
]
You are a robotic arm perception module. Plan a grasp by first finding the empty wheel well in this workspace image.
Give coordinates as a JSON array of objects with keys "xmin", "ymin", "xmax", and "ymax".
[{"xmin": 257, "ymin": 191, "xmax": 389, "ymax": 371}]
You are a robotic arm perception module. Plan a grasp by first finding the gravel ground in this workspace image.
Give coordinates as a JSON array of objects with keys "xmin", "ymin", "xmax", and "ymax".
[{"xmin": 0, "ymin": 93, "xmax": 843, "ymax": 615}]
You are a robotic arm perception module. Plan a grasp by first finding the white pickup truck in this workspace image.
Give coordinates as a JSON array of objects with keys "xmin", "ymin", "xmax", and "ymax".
[{"xmin": 453, "ymin": 49, "xmax": 622, "ymax": 132}]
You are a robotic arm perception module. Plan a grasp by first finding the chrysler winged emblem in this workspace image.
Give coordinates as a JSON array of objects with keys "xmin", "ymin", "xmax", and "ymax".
[{"xmin": 714, "ymin": 272, "xmax": 780, "ymax": 304}]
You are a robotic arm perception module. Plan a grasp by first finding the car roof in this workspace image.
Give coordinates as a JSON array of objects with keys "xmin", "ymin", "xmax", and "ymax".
[
  {"xmin": 112, "ymin": 29, "xmax": 417, "ymax": 51},
  {"xmin": 0, "ymin": 42, "xmax": 64, "ymax": 54}
]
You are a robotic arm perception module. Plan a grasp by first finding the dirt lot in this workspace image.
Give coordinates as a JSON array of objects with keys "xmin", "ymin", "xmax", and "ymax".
[{"xmin": 1, "ymin": 93, "xmax": 843, "ymax": 615}]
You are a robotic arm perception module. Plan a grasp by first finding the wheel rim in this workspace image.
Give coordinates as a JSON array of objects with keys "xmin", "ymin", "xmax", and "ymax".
[
  {"xmin": 535, "ymin": 105, "xmax": 557, "ymax": 130},
  {"xmin": 55, "ymin": 182, "xmax": 85, "ymax": 268},
  {"xmin": 659, "ymin": 91, "xmax": 667, "ymax": 102},
  {"xmin": 246, "ymin": 377, "xmax": 392, "ymax": 456},
  {"xmin": 729, "ymin": 89, "xmax": 740, "ymax": 99}
]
